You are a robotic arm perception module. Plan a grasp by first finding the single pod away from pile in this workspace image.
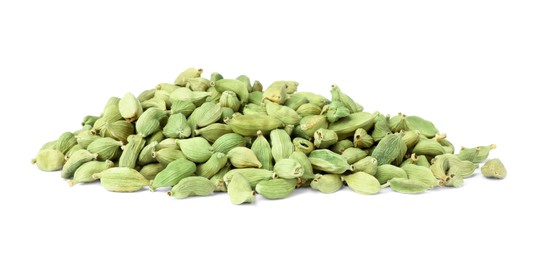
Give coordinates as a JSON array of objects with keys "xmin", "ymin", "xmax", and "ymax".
[{"xmin": 32, "ymin": 67, "xmax": 507, "ymax": 204}]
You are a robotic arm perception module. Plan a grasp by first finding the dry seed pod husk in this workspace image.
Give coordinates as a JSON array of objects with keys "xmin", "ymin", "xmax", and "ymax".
[
  {"xmin": 227, "ymin": 173, "xmax": 256, "ymax": 205},
  {"xmin": 174, "ymin": 67, "xmax": 203, "ymax": 87},
  {"xmin": 150, "ymin": 158, "xmax": 196, "ymax": 190},
  {"xmin": 226, "ymin": 114, "xmax": 282, "ymax": 136},
  {"xmin": 270, "ymin": 129, "xmax": 293, "ymax": 162},
  {"xmin": 255, "ymin": 178, "xmax": 296, "ymax": 200},
  {"xmin": 176, "ymin": 137, "xmax": 213, "ymax": 163},
  {"xmin": 375, "ymin": 165, "xmax": 407, "ymax": 185},
  {"xmin": 212, "ymin": 133, "xmax": 247, "ymax": 154},
  {"xmin": 33, "ymin": 149, "xmax": 65, "ymax": 172},
  {"xmin": 328, "ymin": 112, "xmax": 378, "ymax": 139},
  {"xmin": 343, "ymin": 172, "xmax": 381, "ymax": 195},
  {"xmin": 251, "ymin": 131, "xmax": 273, "ymax": 170},
  {"xmin": 227, "ymin": 147, "xmax": 262, "ymax": 168},
  {"xmin": 93, "ymin": 167, "xmax": 149, "ymax": 192},
  {"xmin": 371, "ymin": 133, "xmax": 405, "ymax": 165},
  {"xmin": 388, "ymin": 178, "xmax": 430, "ymax": 194},
  {"xmin": 481, "ymin": 158, "xmax": 506, "ymax": 179},
  {"xmin": 310, "ymin": 174, "xmax": 343, "ymax": 194},
  {"xmin": 168, "ymin": 176, "xmax": 216, "ymax": 199},
  {"xmin": 308, "ymin": 149, "xmax": 351, "ymax": 174},
  {"xmin": 214, "ymin": 79, "xmax": 249, "ymax": 104}
]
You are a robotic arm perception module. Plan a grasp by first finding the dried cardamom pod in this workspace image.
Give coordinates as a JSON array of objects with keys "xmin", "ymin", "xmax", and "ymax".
[
  {"xmin": 168, "ymin": 176, "xmax": 216, "ymax": 199},
  {"xmin": 371, "ymin": 133, "xmax": 404, "ymax": 165},
  {"xmin": 353, "ymin": 128, "xmax": 374, "ymax": 149},
  {"xmin": 174, "ymin": 67, "xmax": 203, "ymax": 87},
  {"xmin": 481, "ymin": 158, "xmax": 506, "ymax": 179},
  {"xmin": 176, "ymin": 137, "xmax": 213, "ymax": 163},
  {"xmin": 352, "ymin": 156, "xmax": 378, "ymax": 176},
  {"xmin": 270, "ymin": 129, "xmax": 294, "ymax": 161},
  {"xmin": 150, "ymin": 158, "xmax": 196, "ymax": 190},
  {"xmin": 197, "ymin": 152, "xmax": 228, "ymax": 179},
  {"xmin": 227, "ymin": 173, "xmax": 256, "ymax": 205},
  {"xmin": 33, "ymin": 149, "xmax": 65, "ymax": 172},
  {"xmin": 93, "ymin": 167, "xmax": 149, "ymax": 192},
  {"xmin": 375, "ymin": 165, "xmax": 407, "ymax": 185},
  {"xmin": 388, "ymin": 178, "xmax": 430, "ymax": 194},
  {"xmin": 226, "ymin": 114, "xmax": 282, "ymax": 136},
  {"xmin": 162, "ymin": 113, "xmax": 191, "ymax": 139},
  {"xmin": 119, "ymin": 92, "xmax": 143, "ymax": 122},
  {"xmin": 313, "ymin": 128, "xmax": 338, "ymax": 149},
  {"xmin": 227, "ymin": 147, "xmax": 262, "ymax": 168},
  {"xmin": 251, "ymin": 131, "xmax": 273, "ymax": 170},
  {"xmin": 273, "ymin": 158, "xmax": 304, "ymax": 179},
  {"xmin": 309, "ymin": 149, "xmax": 351, "ymax": 174},
  {"xmin": 69, "ymin": 160, "xmax": 114, "ymax": 186},
  {"xmin": 118, "ymin": 135, "xmax": 145, "ymax": 168},
  {"xmin": 212, "ymin": 133, "xmax": 247, "ymax": 154},
  {"xmin": 62, "ymin": 149, "xmax": 98, "ymax": 179},
  {"xmin": 255, "ymin": 178, "xmax": 296, "ymax": 199},
  {"xmin": 310, "ymin": 174, "xmax": 343, "ymax": 194},
  {"xmin": 343, "ymin": 172, "xmax": 381, "ymax": 195}
]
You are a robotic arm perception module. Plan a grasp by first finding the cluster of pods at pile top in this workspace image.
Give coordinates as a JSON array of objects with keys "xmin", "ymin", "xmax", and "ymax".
[{"xmin": 32, "ymin": 67, "xmax": 507, "ymax": 204}]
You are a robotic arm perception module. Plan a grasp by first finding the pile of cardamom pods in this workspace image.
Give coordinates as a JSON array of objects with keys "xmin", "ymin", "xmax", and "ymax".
[{"xmin": 32, "ymin": 68, "xmax": 507, "ymax": 204}]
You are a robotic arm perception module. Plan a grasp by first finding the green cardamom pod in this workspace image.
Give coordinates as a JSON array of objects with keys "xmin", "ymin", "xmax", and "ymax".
[
  {"xmin": 406, "ymin": 116, "xmax": 438, "ymax": 138},
  {"xmin": 176, "ymin": 137, "xmax": 213, "ymax": 163},
  {"xmin": 248, "ymin": 91, "xmax": 264, "ymax": 105},
  {"xmin": 69, "ymin": 160, "xmax": 114, "ymax": 186},
  {"xmin": 328, "ymin": 112, "xmax": 377, "ymax": 139},
  {"xmin": 265, "ymin": 100, "xmax": 301, "ymax": 126},
  {"xmin": 252, "ymin": 80, "xmax": 263, "ymax": 92},
  {"xmin": 284, "ymin": 94, "xmax": 308, "ymax": 111},
  {"xmin": 163, "ymin": 113, "xmax": 191, "ymax": 139},
  {"xmin": 273, "ymin": 158, "xmax": 304, "ymax": 179},
  {"xmin": 227, "ymin": 147, "xmax": 262, "ymax": 168},
  {"xmin": 330, "ymin": 139, "xmax": 354, "ymax": 154},
  {"xmin": 137, "ymin": 141, "xmax": 159, "ymax": 166},
  {"xmin": 62, "ymin": 149, "xmax": 98, "ymax": 179},
  {"xmin": 289, "ymin": 151, "xmax": 315, "ymax": 180},
  {"xmin": 371, "ymin": 114, "xmax": 392, "ymax": 142},
  {"xmin": 326, "ymin": 101, "xmax": 351, "ymax": 123},
  {"xmin": 341, "ymin": 147, "xmax": 368, "ymax": 164},
  {"xmin": 87, "ymin": 137, "xmax": 123, "ymax": 161},
  {"xmin": 310, "ymin": 174, "xmax": 343, "ymax": 194},
  {"xmin": 375, "ymin": 165, "xmax": 407, "ymax": 185},
  {"xmin": 33, "ymin": 148, "xmax": 65, "ymax": 172},
  {"xmin": 93, "ymin": 167, "xmax": 149, "ymax": 192},
  {"xmin": 152, "ymin": 148, "xmax": 185, "ymax": 166},
  {"xmin": 99, "ymin": 120, "xmax": 134, "ymax": 144},
  {"xmin": 371, "ymin": 133, "xmax": 404, "ymax": 165},
  {"xmin": 136, "ymin": 108, "xmax": 168, "ymax": 137},
  {"xmin": 150, "ymin": 158, "xmax": 196, "ymax": 191},
  {"xmin": 401, "ymin": 130, "xmax": 420, "ymax": 149},
  {"xmin": 170, "ymin": 87, "xmax": 209, "ymax": 106},
  {"xmin": 236, "ymin": 75, "xmax": 253, "ymax": 92},
  {"xmin": 313, "ymin": 128, "xmax": 338, "ymax": 149},
  {"xmin": 330, "ymin": 84, "xmax": 363, "ymax": 113},
  {"xmin": 412, "ymin": 139, "xmax": 445, "ymax": 157},
  {"xmin": 353, "ymin": 128, "xmax": 374, "ymax": 149},
  {"xmin": 262, "ymin": 81, "xmax": 288, "ymax": 104},
  {"xmin": 388, "ymin": 113, "xmax": 408, "ymax": 132},
  {"xmin": 219, "ymin": 90, "xmax": 241, "ymax": 112},
  {"xmin": 223, "ymin": 168, "xmax": 273, "ymax": 188},
  {"xmin": 401, "ymin": 164, "xmax": 438, "ymax": 188},
  {"xmin": 119, "ymin": 92, "xmax": 143, "ymax": 122},
  {"xmin": 186, "ymin": 77, "xmax": 212, "ymax": 92},
  {"xmin": 481, "ymin": 158, "xmax": 506, "ymax": 179},
  {"xmin": 56, "ymin": 132, "xmax": 77, "ymax": 155},
  {"xmin": 296, "ymin": 103, "xmax": 322, "ymax": 117},
  {"xmin": 194, "ymin": 123, "xmax": 233, "ymax": 143},
  {"xmin": 170, "ymin": 100, "xmax": 196, "ymax": 117},
  {"xmin": 292, "ymin": 92, "xmax": 329, "ymax": 108},
  {"xmin": 255, "ymin": 178, "xmax": 296, "ymax": 199},
  {"xmin": 174, "ymin": 67, "xmax": 203, "ymax": 87},
  {"xmin": 214, "ymin": 79, "xmax": 249, "ymax": 104},
  {"xmin": 137, "ymin": 89, "xmax": 156, "ymax": 103},
  {"xmin": 197, "ymin": 152, "xmax": 228, "ymax": 179},
  {"xmin": 270, "ymin": 129, "xmax": 294, "ymax": 161},
  {"xmin": 309, "ymin": 149, "xmax": 351, "ymax": 174},
  {"xmin": 168, "ymin": 176, "xmax": 216, "ymax": 199},
  {"xmin": 226, "ymin": 114, "xmax": 282, "ymax": 136},
  {"xmin": 210, "ymin": 163, "xmax": 230, "ymax": 192},
  {"xmin": 343, "ymin": 172, "xmax": 381, "ymax": 195},
  {"xmin": 157, "ymin": 138, "xmax": 178, "ymax": 150},
  {"xmin": 293, "ymin": 137, "xmax": 315, "ymax": 155},
  {"xmin": 139, "ymin": 163, "xmax": 164, "ymax": 180},
  {"xmin": 118, "ymin": 135, "xmax": 145, "ymax": 168},
  {"xmin": 141, "ymin": 98, "xmax": 167, "ymax": 111},
  {"xmin": 212, "ymin": 133, "xmax": 247, "ymax": 154},
  {"xmin": 294, "ymin": 115, "xmax": 328, "ymax": 139},
  {"xmin": 352, "ymin": 156, "xmax": 378, "ymax": 176},
  {"xmin": 388, "ymin": 178, "xmax": 430, "ymax": 194},
  {"xmin": 227, "ymin": 173, "xmax": 256, "ymax": 205},
  {"xmin": 251, "ymin": 131, "xmax": 273, "ymax": 170}
]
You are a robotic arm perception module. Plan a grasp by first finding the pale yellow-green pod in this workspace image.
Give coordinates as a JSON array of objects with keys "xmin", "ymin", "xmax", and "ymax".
[
  {"xmin": 118, "ymin": 135, "xmax": 146, "ymax": 169},
  {"xmin": 265, "ymin": 100, "xmax": 301, "ymax": 126},
  {"xmin": 375, "ymin": 165, "xmax": 407, "ymax": 185},
  {"xmin": 352, "ymin": 156, "xmax": 378, "ymax": 176},
  {"xmin": 262, "ymin": 81, "xmax": 288, "ymax": 104},
  {"xmin": 330, "ymin": 84, "xmax": 363, "ymax": 113},
  {"xmin": 62, "ymin": 149, "xmax": 98, "ymax": 179},
  {"xmin": 481, "ymin": 158, "xmax": 506, "ymax": 179},
  {"xmin": 255, "ymin": 178, "xmax": 296, "ymax": 199},
  {"xmin": 194, "ymin": 123, "xmax": 233, "ymax": 143},
  {"xmin": 69, "ymin": 160, "xmax": 114, "ymax": 186},
  {"xmin": 212, "ymin": 133, "xmax": 247, "ymax": 154},
  {"xmin": 86, "ymin": 137, "xmax": 123, "ymax": 161},
  {"xmin": 343, "ymin": 172, "xmax": 381, "ymax": 195},
  {"xmin": 226, "ymin": 114, "xmax": 282, "ymax": 136},
  {"xmin": 223, "ymin": 168, "xmax": 274, "ymax": 188},
  {"xmin": 296, "ymin": 103, "xmax": 322, "ymax": 117},
  {"xmin": 174, "ymin": 67, "xmax": 203, "ymax": 87},
  {"xmin": 136, "ymin": 108, "xmax": 168, "ymax": 138},
  {"xmin": 328, "ymin": 112, "xmax": 377, "ymax": 139},
  {"xmin": 310, "ymin": 174, "xmax": 343, "ymax": 194},
  {"xmin": 176, "ymin": 137, "xmax": 213, "ymax": 163},
  {"xmin": 401, "ymin": 164, "xmax": 438, "ymax": 188},
  {"xmin": 308, "ymin": 149, "xmax": 351, "ymax": 174},
  {"xmin": 227, "ymin": 147, "xmax": 262, "ymax": 168},
  {"xmin": 163, "ymin": 113, "xmax": 191, "ymax": 139},
  {"xmin": 270, "ymin": 129, "xmax": 293, "ymax": 162},
  {"xmin": 168, "ymin": 176, "xmax": 216, "ymax": 199},
  {"xmin": 251, "ymin": 131, "xmax": 273, "ymax": 170},
  {"xmin": 289, "ymin": 151, "xmax": 314, "ymax": 180},
  {"xmin": 388, "ymin": 178, "xmax": 430, "ymax": 194},
  {"xmin": 150, "ymin": 158, "xmax": 196, "ymax": 191},
  {"xmin": 353, "ymin": 128, "xmax": 374, "ymax": 149},
  {"xmin": 152, "ymin": 148, "xmax": 185, "ymax": 166},
  {"xmin": 93, "ymin": 167, "xmax": 150, "ymax": 192},
  {"xmin": 313, "ymin": 128, "xmax": 338, "ymax": 149},
  {"xmin": 33, "ymin": 149, "xmax": 65, "ymax": 172},
  {"xmin": 197, "ymin": 152, "xmax": 228, "ymax": 179},
  {"xmin": 227, "ymin": 173, "xmax": 256, "ymax": 205},
  {"xmin": 273, "ymin": 158, "xmax": 304, "ymax": 179},
  {"xmin": 214, "ymin": 78, "xmax": 249, "ymax": 104},
  {"xmin": 56, "ymin": 132, "xmax": 77, "ymax": 155},
  {"xmin": 119, "ymin": 92, "xmax": 143, "ymax": 122}
]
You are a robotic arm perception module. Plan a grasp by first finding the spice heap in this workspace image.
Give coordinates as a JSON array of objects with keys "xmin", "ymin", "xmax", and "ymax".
[{"xmin": 32, "ymin": 68, "xmax": 507, "ymax": 204}]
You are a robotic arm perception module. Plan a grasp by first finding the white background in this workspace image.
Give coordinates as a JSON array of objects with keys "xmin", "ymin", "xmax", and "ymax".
[{"xmin": 1, "ymin": 0, "xmax": 536, "ymax": 259}]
